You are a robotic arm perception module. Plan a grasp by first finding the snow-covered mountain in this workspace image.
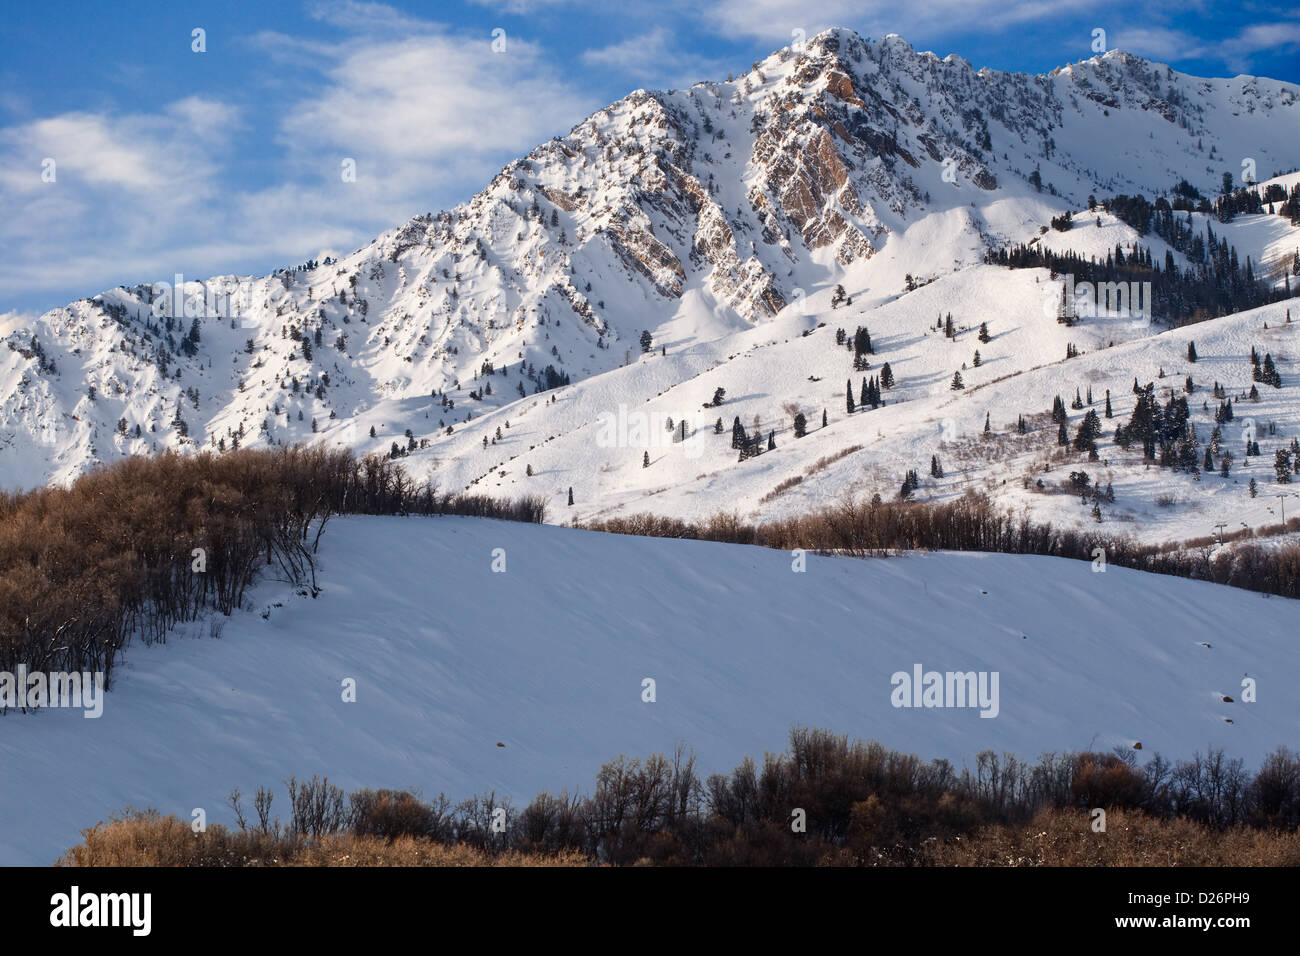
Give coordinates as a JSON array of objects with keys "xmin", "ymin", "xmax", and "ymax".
[{"xmin": 4, "ymin": 29, "xmax": 1299, "ymax": 544}]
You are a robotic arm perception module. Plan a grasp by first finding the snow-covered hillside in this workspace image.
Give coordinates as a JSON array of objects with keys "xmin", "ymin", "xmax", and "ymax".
[
  {"xmin": 1, "ymin": 515, "xmax": 1295, "ymax": 866},
  {"xmin": 3, "ymin": 28, "xmax": 1299, "ymax": 548}
]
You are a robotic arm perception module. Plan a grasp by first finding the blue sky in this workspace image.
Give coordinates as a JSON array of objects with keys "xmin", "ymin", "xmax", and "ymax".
[{"xmin": 2, "ymin": 0, "xmax": 1297, "ymax": 318}]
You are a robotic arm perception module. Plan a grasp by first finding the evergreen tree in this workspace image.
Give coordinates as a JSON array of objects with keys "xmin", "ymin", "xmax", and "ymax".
[
  {"xmin": 1220, "ymin": 451, "xmax": 1233, "ymax": 477},
  {"xmin": 1276, "ymin": 449, "xmax": 1293, "ymax": 483},
  {"xmin": 846, "ymin": 380, "xmax": 856, "ymax": 414},
  {"xmin": 930, "ymin": 454, "xmax": 943, "ymax": 478},
  {"xmin": 1058, "ymin": 420, "xmax": 1069, "ymax": 445},
  {"xmin": 983, "ymin": 411, "xmax": 991, "ymax": 435},
  {"xmin": 853, "ymin": 326, "xmax": 872, "ymax": 357},
  {"xmin": 1017, "ymin": 414, "xmax": 1027, "ymax": 435},
  {"xmin": 767, "ymin": 430, "xmax": 775, "ymax": 451},
  {"xmin": 715, "ymin": 417, "xmax": 724, "ymax": 434},
  {"xmin": 1187, "ymin": 341, "xmax": 1197, "ymax": 362},
  {"xmin": 640, "ymin": 330, "xmax": 652, "ymax": 353},
  {"xmin": 643, "ymin": 451, "xmax": 650, "ymax": 468},
  {"xmin": 568, "ymin": 487, "xmax": 574, "ymax": 506},
  {"xmin": 1249, "ymin": 478, "xmax": 1258, "ymax": 498},
  {"xmin": 1073, "ymin": 409, "xmax": 1102, "ymax": 451},
  {"xmin": 1262, "ymin": 353, "xmax": 1281, "ymax": 387},
  {"xmin": 972, "ymin": 350, "xmax": 982, "ymax": 367},
  {"xmin": 1051, "ymin": 395, "xmax": 1067, "ymax": 423},
  {"xmin": 977, "ymin": 321, "xmax": 990, "ymax": 343},
  {"xmin": 860, "ymin": 377, "xmax": 869, "ymax": 408},
  {"xmin": 1104, "ymin": 389, "xmax": 1112, "ymax": 418},
  {"xmin": 880, "ymin": 363, "xmax": 894, "ymax": 389},
  {"xmin": 731, "ymin": 416, "xmax": 746, "ymax": 449},
  {"xmin": 822, "ymin": 409, "xmax": 828, "ymax": 428},
  {"xmin": 793, "ymin": 413, "xmax": 807, "ymax": 438},
  {"xmin": 950, "ymin": 370, "xmax": 964, "ymax": 390}
]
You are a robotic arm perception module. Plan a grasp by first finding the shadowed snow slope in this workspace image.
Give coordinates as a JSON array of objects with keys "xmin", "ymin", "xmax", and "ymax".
[{"xmin": 2, "ymin": 514, "xmax": 1297, "ymax": 864}]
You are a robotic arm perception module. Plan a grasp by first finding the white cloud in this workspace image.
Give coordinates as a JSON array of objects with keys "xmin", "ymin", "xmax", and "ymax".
[
  {"xmin": 580, "ymin": 27, "xmax": 731, "ymax": 90},
  {"xmin": 0, "ymin": 3, "xmax": 593, "ymax": 313},
  {"xmin": 0, "ymin": 311, "xmax": 35, "ymax": 335}
]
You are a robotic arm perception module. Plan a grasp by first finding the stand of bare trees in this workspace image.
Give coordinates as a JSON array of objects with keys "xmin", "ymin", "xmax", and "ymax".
[
  {"xmin": 583, "ymin": 492, "xmax": 1300, "ymax": 598},
  {"xmin": 0, "ymin": 447, "xmax": 545, "ymax": 706}
]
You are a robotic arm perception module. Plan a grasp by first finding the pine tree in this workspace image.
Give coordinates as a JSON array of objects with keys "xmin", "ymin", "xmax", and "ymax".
[
  {"xmin": 767, "ymin": 430, "xmax": 775, "ymax": 451},
  {"xmin": 1249, "ymin": 478, "xmax": 1258, "ymax": 498},
  {"xmin": 950, "ymin": 371, "xmax": 964, "ymax": 390},
  {"xmin": 846, "ymin": 380, "xmax": 856, "ymax": 414},
  {"xmin": 369, "ymin": 425, "xmax": 376, "ymax": 438},
  {"xmin": 880, "ymin": 363, "xmax": 894, "ymax": 389},
  {"xmin": 793, "ymin": 413, "xmax": 807, "ymax": 438},
  {"xmin": 1058, "ymin": 420, "xmax": 1069, "ymax": 445},
  {"xmin": 822, "ymin": 409, "xmax": 828, "ymax": 428},
  {"xmin": 1017, "ymin": 414, "xmax": 1027, "ymax": 435},
  {"xmin": 1276, "ymin": 449, "xmax": 1293, "ymax": 483},
  {"xmin": 1104, "ymin": 389, "xmax": 1112, "ymax": 418},
  {"xmin": 983, "ymin": 412, "xmax": 991, "ymax": 435},
  {"xmin": 568, "ymin": 487, "xmax": 574, "ymax": 506},
  {"xmin": 731, "ymin": 416, "xmax": 746, "ymax": 449},
  {"xmin": 643, "ymin": 451, "xmax": 650, "ymax": 468},
  {"xmin": 930, "ymin": 454, "xmax": 943, "ymax": 478},
  {"xmin": 715, "ymin": 417, "xmax": 724, "ymax": 434},
  {"xmin": 1220, "ymin": 451, "xmax": 1232, "ymax": 477},
  {"xmin": 1187, "ymin": 341, "xmax": 1197, "ymax": 362},
  {"xmin": 978, "ymin": 321, "xmax": 990, "ymax": 343},
  {"xmin": 640, "ymin": 330, "xmax": 652, "ymax": 353},
  {"xmin": 1263, "ymin": 353, "xmax": 1281, "ymax": 387},
  {"xmin": 1073, "ymin": 410, "xmax": 1102, "ymax": 451},
  {"xmin": 526, "ymin": 463, "xmax": 533, "ymax": 477},
  {"xmin": 860, "ymin": 378, "xmax": 869, "ymax": 408},
  {"xmin": 973, "ymin": 350, "xmax": 982, "ymax": 367}
]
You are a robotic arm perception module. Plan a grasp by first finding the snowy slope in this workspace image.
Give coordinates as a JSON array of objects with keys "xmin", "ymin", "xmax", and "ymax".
[
  {"xmin": 400, "ymin": 285, "xmax": 1300, "ymax": 546},
  {"xmin": 1, "ymin": 515, "xmax": 1296, "ymax": 865}
]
